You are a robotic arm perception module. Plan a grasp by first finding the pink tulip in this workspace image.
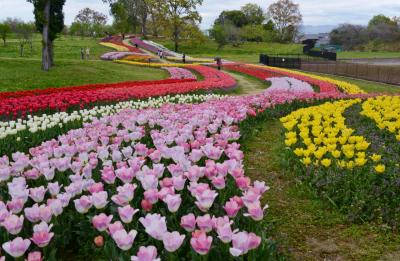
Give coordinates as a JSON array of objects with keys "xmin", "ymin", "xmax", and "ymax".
[
  {"xmin": 223, "ymin": 199, "xmax": 242, "ymax": 218},
  {"xmin": 131, "ymin": 245, "xmax": 160, "ymax": 261},
  {"xmin": 87, "ymin": 182, "xmax": 104, "ymax": 194},
  {"xmin": 172, "ymin": 176, "xmax": 186, "ymax": 191},
  {"xmin": 214, "ymin": 217, "xmax": 236, "ymax": 243},
  {"xmin": 235, "ymin": 177, "xmax": 251, "ymax": 190},
  {"xmin": 116, "ymin": 166, "xmax": 135, "ymax": 183},
  {"xmin": 196, "ymin": 214, "xmax": 213, "ymax": 232},
  {"xmin": 229, "ymin": 231, "xmax": 261, "ymax": 256},
  {"xmin": 26, "ymin": 251, "xmax": 43, "ymax": 261},
  {"xmin": 7, "ymin": 198, "xmax": 25, "ymax": 214},
  {"xmin": 163, "ymin": 194, "xmax": 182, "ymax": 213},
  {"xmin": 190, "ymin": 230, "xmax": 213, "ymax": 255},
  {"xmin": 143, "ymin": 189, "xmax": 159, "ymax": 204},
  {"xmin": 92, "ymin": 214, "xmax": 113, "ymax": 232},
  {"xmin": 194, "ymin": 189, "xmax": 218, "ymax": 212},
  {"xmin": 1, "ymin": 214, "xmax": 24, "ymax": 235},
  {"xmin": 101, "ymin": 166, "xmax": 116, "ymax": 184},
  {"xmin": 74, "ymin": 195, "xmax": 92, "ymax": 214},
  {"xmin": 111, "ymin": 229, "xmax": 137, "ymax": 251},
  {"xmin": 139, "ymin": 214, "xmax": 167, "ymax": 240},
  {"xmin": 29, "ymin": 186, "xmax": 47, "ymax": 203},
  {"xmin": 162, "ymin": 231, "xmax": 185, "ymax": 252},
  {"xmin": 39, "ymin": 205, "xmax": 53, "ymax": 223},
  {"xmin": 47, "ymin": 182, "xmax": 62, "ymax": 197},
  {"xmin": 244, "ymin": 202, "xmax": 269, "ymax": 221},
  {"xmin": 24, "ymin": 204, "xmax": 41, "ymax": 223},
  {"xmin": 180, "ymin": 213, "xmax": 196, "ymax": 232},
  {"xmin": 47, "ymin": 199, "xmax": 63, "ymax": 217},
  {"xmin": 0, "ymin": 202, "xmax": 10, "ymax": 223},
  {"xmin": 2, "ymin": 237, "xmax": 31, "ymax": 258},
  {"xmin": 118, "ymin": 205, "xmax": 139, "ymax": 224},
  {"xmin": 31, "ymin": 222, "xmax": 54, "ymax": 247},
  {"xmin": 108, "ymin": 221, "xmax": 124, "ymax": 235},
  {"xmin": 92, "ymin": 191, "xmax": 108, "ymax": 209},
  {"xmin": 111, "ymin": 184, "xmax": 136, "ymax": 206}
]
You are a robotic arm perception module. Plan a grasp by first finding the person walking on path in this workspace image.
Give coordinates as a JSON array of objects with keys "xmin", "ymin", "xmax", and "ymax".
[
  {"xmin": 215, "ymin": 57, "xmax": 222, "ymax": 70},
  {"xmin": 160, "ymin": 50, "xmax": 164, "ymax": 59},
  {"xmin": 86, "ymin": 47, "xmax": 90, "ymax": 60},
  {"xmin": 81, "ymin": 48, "xmax": 85, "ymax": 60},
  {"xmin": 182, "ymin": 53, "xmax": 186, "ymax": 64}
]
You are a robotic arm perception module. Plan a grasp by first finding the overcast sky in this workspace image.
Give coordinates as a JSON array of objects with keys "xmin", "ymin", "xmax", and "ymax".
[{"xmin": 1, "ymin": 0, "xmax": 399, "ymax": 30}]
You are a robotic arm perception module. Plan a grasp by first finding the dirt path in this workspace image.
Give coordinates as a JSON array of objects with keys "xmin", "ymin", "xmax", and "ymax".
[{"xmin": 241, "ymin": 118, "xmax": 400, "ymax": 261}]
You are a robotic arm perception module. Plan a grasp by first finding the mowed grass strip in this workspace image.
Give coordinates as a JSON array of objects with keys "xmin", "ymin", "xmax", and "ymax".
[{"xmin": 0, "ymin": 59, "xmax": 169, "ymax": 92}]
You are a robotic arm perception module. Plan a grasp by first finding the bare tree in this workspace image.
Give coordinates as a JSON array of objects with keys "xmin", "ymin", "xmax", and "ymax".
[{"xmin": 267, "ymin": 0, "xmax": 302, "ymax": 42}]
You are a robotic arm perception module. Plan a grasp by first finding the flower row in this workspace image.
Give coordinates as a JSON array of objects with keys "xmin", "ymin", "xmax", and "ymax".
[
  {"xmin": 101, "ymin": 52, "xmax": 146, "ymax": 61},
  {"xmin": 0, "ymin": 94, "xmax": 224, "ymax": 141},
  {"xmin": 265, "ymin": 77, "xmax": 314, "ymax": 95},
  {"xmin": 115, "ymin": 60, "xmax": 201, "ymax": 68},
  {"xmin": 280, "ymin": 99, "xmax": 382, "ymax": 171},
  {"xmin": 0, "ymin": 66, "xmax": 235, "ymax": 119},
  {"xmin": 163, "ymin": 67, "xmax": 196, "ymax": 80}
]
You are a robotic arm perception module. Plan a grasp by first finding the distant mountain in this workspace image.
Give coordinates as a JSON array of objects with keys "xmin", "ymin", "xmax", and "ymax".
[{"xmin": 301, "ymin": 25, "xmax": 337, "ymax": 34}]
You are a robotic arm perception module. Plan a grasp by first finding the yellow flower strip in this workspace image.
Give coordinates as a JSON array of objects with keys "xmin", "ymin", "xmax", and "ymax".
[
  {"xmin": 361, "ymin": 96, "xmax": 400, "ymax": 141},
  {"xmin": 114, "ymin": 60, "xmax": 201, "ymax": 67},
  {"xmin": 280, "ymin": 99, "xmax": 382, "ymax": 171},
  {"xmin": 99, "ymin": 42, "xmax": 130, "ymax": 52},
  {"xmin": 248, "ymin": 64, "xmax": 365, "ymax": 95}
]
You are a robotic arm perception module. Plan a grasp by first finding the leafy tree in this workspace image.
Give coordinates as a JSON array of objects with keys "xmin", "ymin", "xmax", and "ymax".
[
  {"xmin": 330, "ymin": 24, "xmax": 369, "ymax": 50},
  {"xmin": 210, "ymin": 20, "xmax": 243, "ymax": 48},
  {"xmin": 215, "ymin": 10, "xmax": 248, "ymax": 28},
  {"xmin": 368, "ymin": 14, "xmax": 397, "ymax": 28},
  {"xmin": 74, "ymin": 7, "xmax": 108, "ymax": 37},
  {"xmin": 110, "ymin": 1, "xmax": 131, "ymax": 35},
  {"xmin": 27, "ymin": 0, "xmax": 66, "ymax": 71},
  {"xmin": 267, "ymin": 0, "xmax": 302, "ymax": 42},
  {"xmin": 241, "ymin": 3, "xmax": 266, "ymax": 25},
  {"xmin": 160, "ymin": 0, "xmax": 203, "ymax": 52},
  {"xmin": 0, "ymin": 22, "xmax": 11, "ymax": 46},
  {"xmin": 240, "ymin": 24, "xmax": 266, "ymax": 42},
  {"xmin": 210, "ymin": 24, "xmax": 228, "ymax": 49}
]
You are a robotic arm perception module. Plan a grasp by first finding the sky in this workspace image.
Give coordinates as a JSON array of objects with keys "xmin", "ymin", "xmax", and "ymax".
[{"xmin": 1, "ymin": 0, "xmax": 400, "ymax": 31}]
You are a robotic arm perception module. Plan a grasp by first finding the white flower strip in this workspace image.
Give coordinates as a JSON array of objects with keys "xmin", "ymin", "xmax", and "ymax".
[
  {"xmin": 0, "ymin": 94, "xmax": 224, "ymax": 140},
  {"xmin": 265, "ymin": 77, "xmax": 314, "ymax": 94}
]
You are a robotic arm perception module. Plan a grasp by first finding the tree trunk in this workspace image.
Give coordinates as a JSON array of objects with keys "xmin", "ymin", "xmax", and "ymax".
[
  {"xmin": 49, "ymin": 41, "xmax": 54, "ymax": 67},
  {"xmin": 141, "ymin": 12, "xmax": 148, "ymax": 39},
  {"xmin": 42, "ymin": 0, "xmax": 51, "ymax": 71},
  {"xmin": 173, "ymin": 25, "xmax": 179, "ymax": 52}
]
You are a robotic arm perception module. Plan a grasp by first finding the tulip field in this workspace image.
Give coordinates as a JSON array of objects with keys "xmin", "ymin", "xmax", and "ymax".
[{"xmin": 1, "ymin": 35, "xmax": 400, "ymax": 261}]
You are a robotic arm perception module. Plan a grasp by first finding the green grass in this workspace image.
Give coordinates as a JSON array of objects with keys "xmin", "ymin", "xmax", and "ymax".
[
  {"xmin": 297, "ymin": 70, "xmax": 400, "ymax": 93},
  {"xmin": 0, "ymin": 34, "xmax": 112, "ymax": 60},
  {"xmin": 241, "ymin": 116, "xmax": 400, "ymax": 261},
  {"xmin": 0, "ymin": 35, "xmax": 169, "ymax": 92},
  {"xmin": 154, "ymin": 38, "xmax": 303, "ymax": 63},
  {"xmin": 338, "ymin": 51, "xmax": 400, "ymax": 59},
  {"xmin": 0, "ymin": 58, "xmax": 168, "ymax": 92}
]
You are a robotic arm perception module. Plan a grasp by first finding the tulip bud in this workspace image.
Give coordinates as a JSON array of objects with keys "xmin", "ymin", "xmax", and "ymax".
[
  {"xmin": 141, "ymin": 199, "xmax": 153, "ymax": 212},
  {"xmin": 94, "ymin": 236, "xmax": 104, "ymax": 247}
]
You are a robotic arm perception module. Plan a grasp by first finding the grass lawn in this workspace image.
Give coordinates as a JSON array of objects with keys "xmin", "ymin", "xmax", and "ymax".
[
  {"xmin": 0, "ymin": 34, "xmax": 112, "ymax": 60},
  {"xmin": 154, "ymin": 38, "xmax": 303, "ymax": 63},
  {"xmin": 0, "ymin": 59, "xmax": 168, "ymax": 92},
  {"xmin": 338, "ymin": 51, "xmax": 400, "ymax": 59},
  {"xmin": 297, "ymin": 70, "xmax": 400, "ymax": 93},
  {"xmin": 242, "ymin": 116, "xmax": 400, "ymax": 260},
  {"xmin": 0, "ymin": 35, "xmax": 168, "ymax": 92}
]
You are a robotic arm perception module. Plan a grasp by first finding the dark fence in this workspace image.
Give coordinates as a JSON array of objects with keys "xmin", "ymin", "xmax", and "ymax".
[
  {"xmin": 307, "ymin": 50, "xmax": 337, "ymax": 61},
  {"xmin": 260, "ymin": 54, "xmax": 301, "ymax": 69},
  {"xmin": 301, "ymin": 61, "xmax": 400, "ymax": 85}
]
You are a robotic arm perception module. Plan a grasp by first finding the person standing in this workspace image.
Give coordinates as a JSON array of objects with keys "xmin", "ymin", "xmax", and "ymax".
[
  {"xmin": 182, "ymin": 53, "xmax": 186, "ymax": 64},
  {"xmin": 160, "ymin": 50, "xmax": 163, "ymax": 59},
  {"xmin": 86, "ymin": 47, "xmax": 90, "ymax": 60},
  {"xmin": 81, "ymin": 48, "xmax": 85, "ymax": 60},
  {"xmin": 215, "ymin": 57, "xmax": 222, "ymax": 70}
]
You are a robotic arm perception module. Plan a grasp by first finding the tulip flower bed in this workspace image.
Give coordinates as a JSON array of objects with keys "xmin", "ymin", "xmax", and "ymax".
[
  {"xmin": 130, "ymin": 38, "xmax": 174, "ymax": 57},
  {"xmin": 0, "ymin": 94, "xmax": 225, "ymax": 157},
  {"xmin": 115, "ymin": 60, "xmax": 201, "ymax": 68},
  {"xmin": 0, "ymin": 66, "xmax": 235, "ymax": 119},
  {"xmin": 163, "ymin": 67, "xmax": 196, "ymax": 80},
  {"xmin": 0, "ymin": 86, "xmax": 341, "ymax": 260},
  {"xmin": 223, "ymin": 64, "xmax": 283, "ymax": 81},
  {"xmin": 165, "ymin": 56, "xmax": 215, "ymax": 64},
  {"xmin": 265, "ymin": 77, "xmax": 314, "ymax": 95},
  {"xmin": 248, "ymin": 64, "xmax": 365, "ymax": 94},
  {"xmin": 123, "ymin": 55, "xmax": 157, "ymax": 62},
  {"xmin": 281, "ymin": 96, "xmax": 400, "ymax": 228},
  {"xmin": 101, "ymin": 52, "xmax": 138, "ymax": 61}
]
